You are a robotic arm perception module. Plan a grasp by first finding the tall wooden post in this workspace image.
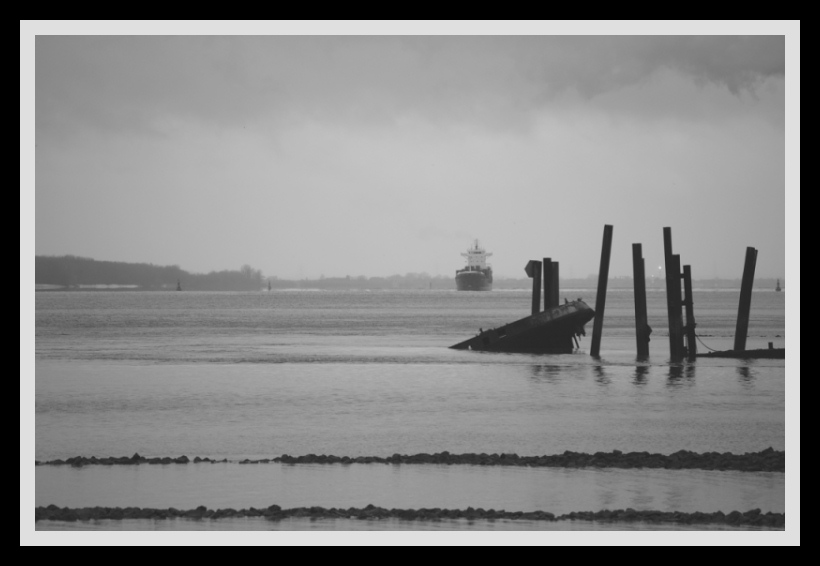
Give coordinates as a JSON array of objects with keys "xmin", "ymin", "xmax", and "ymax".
[
  {"xmin": 733, "ymin": 247, "xmax": 758, "ymax": 351},
  {"xmin": 632, "ymin": 243, "xmax": 650, "ymax": 358},
  {"xmin": 663, "ymin": 228, "xmax": 676, "ymax": 359},
  {"xmin": 590, "ymin": 225, "xmax": 613, "ymax": 357},
  {"xmin": 525, "ymin": 260, "xmax": 542, "ymax": 316},
  {"xmin": 543, "ymin": 258, "xmax": 553, "ymax": 310},
  {"xmin": 683, "ymin": 264, "xmax": 697, "ymax": 361},
  {"xmin": 669, "ymin": 254, "xmax": 684, "ymax": 361},
  {"xmin": 663, "ymin": 228, "xmax": 685, "ymax": 361}
]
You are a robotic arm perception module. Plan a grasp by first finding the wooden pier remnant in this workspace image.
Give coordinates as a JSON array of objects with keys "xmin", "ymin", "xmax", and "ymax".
[
  {"xmin": 733, "ymin": 246, "xmax": 758, "ymax": 352},
  {"xmin": 543, "ymin": 258, "xmax": 554, "ymax": 310},
  {"xmin": 698, "ymin": 347, "xmax": 783, "ymax": 359},
  {"xmin": 671, "ymin": 254, "xmax": 684, "ymax": 361},
  {"xmin": 632, "ymin": 243, "xmax": 650, "ymax": 358},
  {"xmin": 525, "ymin": 260, "xmax": 542, "ymax": 316},
  {"xmin": 663, "ymin": 228, "xmax": 675, "ymax": 357},
  {"xmin": 590, "ymin": 225, "xmax": 613, "ymax": 357},
  {"xmin": 663, "ymin": 228, "xmax": 685, "ymax": 361},
  {"xmin": 682, "ymin": 264, "xmax": 697, "ymax": 361},
  {"xmin": 696, "ymin": 246, "xmax": 782, "ymax": 359}
]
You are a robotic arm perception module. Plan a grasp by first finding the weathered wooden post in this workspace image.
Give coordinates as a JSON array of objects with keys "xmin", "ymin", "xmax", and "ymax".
[
  {"xmin": 683, "ymin": 264, "xmax": 697, "ymax": 361},
  {"xmin": 733, "ymin": 247, "xmax": 758, "ymax": 351},
  {"xmin": 632, "ymin": 243, "xmax": 650, "ymax": 358},
  {"xmin": 663, "ymin": 228, "xmax": 675, "ymax": 358},
  {"xmin": 550, "ymin": 261, "xmax": 570, "ymax": 350},
  {"xmin": 670, "ymin": 254, "xmax": 684, "ymax": 361},
  {"xmin": 542, "ymin": 258, "xmax": 553, "ymax": 310},
  {"xmin": 663, "ymin": 228, "xmax": 685, "ymax": 361},
  {"xmin": 525, "ymin": 260, "xmax": 542, "ymax": 316},
  {"xmin": 590, "ymin": 225, "xmax": 613, "ymax": 357}
]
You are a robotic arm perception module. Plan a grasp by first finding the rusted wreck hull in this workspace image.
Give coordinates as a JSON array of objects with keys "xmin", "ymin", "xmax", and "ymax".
[{"xmin": 450, "ymin": 300, "xmax": 595, "ymax": 354}]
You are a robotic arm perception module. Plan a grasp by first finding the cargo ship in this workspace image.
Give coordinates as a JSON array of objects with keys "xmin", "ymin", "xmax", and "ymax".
[{"xmin": 455, "ymin": 240, "xmax": 493, "ymax": 291}]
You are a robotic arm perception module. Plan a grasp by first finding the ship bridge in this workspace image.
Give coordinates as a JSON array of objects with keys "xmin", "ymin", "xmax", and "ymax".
[{"xmin": 461, "ymin": 239, "xmax": 492, "ymax": 270}]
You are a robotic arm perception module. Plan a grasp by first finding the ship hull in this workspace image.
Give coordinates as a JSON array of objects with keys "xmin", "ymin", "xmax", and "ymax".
[
  {"xmin": 455, "ymin": 270, "xmax": 492, "ymax": 291},
  {"xmin": 449, "ymin": 300, "xmax": 595, "ymax": 354}
]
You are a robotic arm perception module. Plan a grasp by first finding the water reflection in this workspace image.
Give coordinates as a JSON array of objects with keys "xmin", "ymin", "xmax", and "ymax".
[
  {"xmin": 668, "ymin": 365, "xmax": 683, "ymax": 379},
  {"xmin": 593, "ymin": 365, "xmax": 610, "ymax": 386},
  {"xmin": 528, "ymin": 365, "xmax": 566, "ymax": 382},
  {"xmin": 633, "ymin": 365, "xmax": 649, "ymax": 385},
  {"xmin": 736, "ymin": 365, "xmax": 756, "ymax": 386},
  {"xmin": 35, "ymin": 465, "xmax": 786, "ymax": 516},
  {"xmin": 666, "ymin": 363, "xmax": 696, "ymax": 388}
]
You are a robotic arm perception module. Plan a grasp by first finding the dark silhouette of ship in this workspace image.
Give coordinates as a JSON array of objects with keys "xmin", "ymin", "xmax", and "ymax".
[
  {"xmin": 776, "ymin": 278, "xmax": 782, "ymax": 292},
  {"xmin": 455, "ymin": 240, "xmax": 493, "ymax": 291}
]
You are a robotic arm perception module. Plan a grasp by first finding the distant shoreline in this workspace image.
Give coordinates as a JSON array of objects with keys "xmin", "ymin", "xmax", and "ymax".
[
  {"xmin": 35, "ymin": 284, "xmax": 782, "ymax": 292},
  {"xmin": 34, "ymin": 256, "xmax": 785, "ymax": 292}
]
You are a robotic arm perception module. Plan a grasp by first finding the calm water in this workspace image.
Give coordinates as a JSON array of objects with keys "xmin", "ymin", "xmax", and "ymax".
[{"xmin": 31, "ymin": 288, "xmax": 788, "ymax": 531}]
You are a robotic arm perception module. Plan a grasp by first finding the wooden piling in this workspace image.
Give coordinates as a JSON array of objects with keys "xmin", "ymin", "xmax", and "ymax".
[
  {"xmin": 543, "ymin": 258, "xmax": 553, "ymax": 310},
  {"xmin": 550, "ymin": 261, "xmax": 570, "ymax": 349},
  {"xmin": 663, "ymin": 228, "xmax": 685, "ymax": 361},
  {"xmin": 733, "ymin": 247, "xmax": 758, "ymax": 352},
  {"xmin": 632, "ymin": 243, "xmax": 650, "ymax": 358},
  {"xmin": 663, "ymin": 228, "xmax": 675, "ymax": 359},
  {"xmin": 590, "ymin": 225, "xmax": 613, "ymax": 357},
  {"xmin": 669, "ymin": 254, "xmax": 685, "ymax": 361},
  {"xmin": 683, "ymin": 264, "xmax": 697, "ymax": 361},
  {"xmin": 525, "ymin": 260, "xmax": 542, "ymax": 315}
]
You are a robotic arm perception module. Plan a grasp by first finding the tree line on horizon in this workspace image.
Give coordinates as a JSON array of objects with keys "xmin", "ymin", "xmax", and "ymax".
[
  {"xmin": 35, "ymin": 255, "xmax": 264, "ymax": 291},
  {"xmin": 35, "ymin": 255, "xmax": 783, "ymax": 291}
]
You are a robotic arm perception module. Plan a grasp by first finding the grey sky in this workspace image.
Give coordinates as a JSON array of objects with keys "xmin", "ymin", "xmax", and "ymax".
[{"xmin": 28, "ymin": 24, "xmax": 795, "ymax": 280}]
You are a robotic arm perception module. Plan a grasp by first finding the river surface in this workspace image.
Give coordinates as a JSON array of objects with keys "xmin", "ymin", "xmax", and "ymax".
[{"xmin": 29, "ymin": 288, "xmax": 790, "ymax": 534}]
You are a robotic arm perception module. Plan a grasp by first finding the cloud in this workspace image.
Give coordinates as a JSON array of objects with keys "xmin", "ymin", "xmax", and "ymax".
[
  {"xmin": 520, "ymin": 36, "xmax": 784, "ymax": 96},
  {"xmin": 32, "ymin": 34, "xmax": 788, "ymax": 279},
  {"xmin": 36, "ymin": 36, "xmax": 785, "ymax": 139}
]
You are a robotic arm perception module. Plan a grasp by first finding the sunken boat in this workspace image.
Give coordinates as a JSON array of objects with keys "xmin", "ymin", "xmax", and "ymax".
[{"xmin": 450, "ymin": 299, "xmax": 595, "ymax": 354}]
